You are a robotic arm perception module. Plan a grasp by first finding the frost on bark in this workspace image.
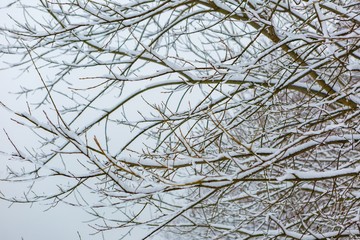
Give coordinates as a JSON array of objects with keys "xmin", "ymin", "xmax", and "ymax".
[{"xmin": 1, "ymin": 0, "xmax": 359, "ymax": 239}]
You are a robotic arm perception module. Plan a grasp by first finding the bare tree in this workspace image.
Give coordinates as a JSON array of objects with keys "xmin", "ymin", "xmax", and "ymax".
[{"xmin": 1, "ymin": 0, "xmax": 359, "ymax": 239}]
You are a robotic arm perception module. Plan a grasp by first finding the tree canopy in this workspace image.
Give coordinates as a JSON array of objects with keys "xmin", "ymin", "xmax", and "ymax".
[{"xmin": 1, "ymin": 0, "xmax": 359, "ymax": 239}]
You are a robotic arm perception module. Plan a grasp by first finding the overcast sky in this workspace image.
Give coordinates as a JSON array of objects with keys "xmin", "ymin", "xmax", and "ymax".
[
  {"xmin": 0, "ymin": 2, "xmax": 94, "ymax": 240},
  {"xmin": 0, "ymin": 1, "xmax": 150, "ymax": 240}
]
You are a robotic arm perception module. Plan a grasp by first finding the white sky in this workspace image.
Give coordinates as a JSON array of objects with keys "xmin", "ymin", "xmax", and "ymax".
[{"xmin": 0, "ymin": 1, "xmax": 151, "ymax": 239}]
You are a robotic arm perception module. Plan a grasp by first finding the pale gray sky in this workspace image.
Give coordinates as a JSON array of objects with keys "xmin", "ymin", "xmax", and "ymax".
[{"xmin": 0, "ymin": 1, "xmax": 150, "ymax": 239}]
